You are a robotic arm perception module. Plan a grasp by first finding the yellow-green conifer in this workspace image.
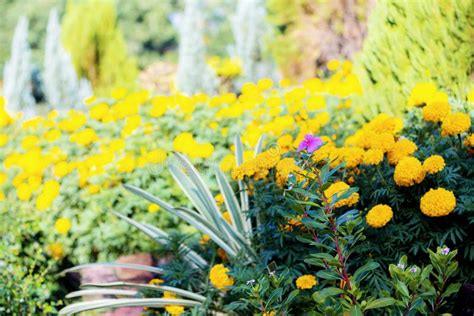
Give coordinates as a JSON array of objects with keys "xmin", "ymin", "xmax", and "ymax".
[
  {"xmin": 354, "ymin": 0, "xmax": 474, "ymax": 117},
  {"xmin": 61, "ymin": 0, "xmax": 137, "ymax": 93}
]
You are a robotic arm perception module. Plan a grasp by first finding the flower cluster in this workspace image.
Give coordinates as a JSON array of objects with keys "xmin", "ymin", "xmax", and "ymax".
[
  {"xmin": 209, "ymin": 264, "xmax": 234, "ymax": 290},
  {"xmin": 324, "ymin": 181, "xmax": 359, "ymax": 208},
  {"xmin": 420, "ymin": 188, "xmax": 456, "ymax": 217},
  {"xmin": 366, "ymin": 204, "xmax": 393, "ymax": 228}
]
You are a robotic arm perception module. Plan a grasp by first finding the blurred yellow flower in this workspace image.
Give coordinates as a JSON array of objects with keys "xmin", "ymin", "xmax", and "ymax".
[
  {"xmin": 148, "ymin": 204, "xmax": 160, "ymax": 213},
  {"xmin": 55, "ymin": 217, "xmax": 72, "ymax": 235}
]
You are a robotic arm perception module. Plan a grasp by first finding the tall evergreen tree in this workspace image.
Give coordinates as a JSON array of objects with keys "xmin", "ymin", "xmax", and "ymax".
[
  {"xmin": 353, "ymin": 0, "xmax": 474, "ymax": 117},
  {"xmin": 61, "ymin": 0, "xmax": 137, "ymax": 94},
  {"xmin": 3, "ymin": 16, "xmax": 35, "ymax": 113},
  {"xmin": 43, "ymin": 8, "xmax": 91, "ymax": 109},
  {"xmin": 232, "ymin": 0, "xmax": 275, "ymax": 84},
  {"xmin": 176, "ymin": 0, "xmax": 217, "ymax": 95}
]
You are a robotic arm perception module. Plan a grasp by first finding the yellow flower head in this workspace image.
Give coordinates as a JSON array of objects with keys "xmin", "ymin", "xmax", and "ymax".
[
  {"xmin": 420, "ymin": 188, "xmax": 456, "ymax": 217},
  {"xmin": 209, "ymin": 264, "xmax": 234, "ymax": 289},
  {"xmin": 55, "ymin": 217, "xmax": 72, "ymax": 235},
  {"xmin": 422, "ymin": 101, "xmax": 450, "ymax": 123},
  {"xmin": 407, "ymin": 82, "xmax": 437, "ymax": 106},
  {"xmin": 162, "ymin": 291, "xmax": 185, "ymax": 315},
  {"xmin": 464, "ymin": 134, "xmax": 474, "ymax": 147},
  {"xmin": 148, "ymin": 278, "xmax": 164, "ymax": 285},
  {"xmin": 423, "ymin": 155, "xmax": 445, "ymax": 174},
  {"xmin": 363, "ymin": 149, "xmax": 384, "ymax": 165},
  {"xmin": 324, "ymin": 182, "xmax": 359, "ymax": 208},
  {"xmin": 366, "ymin": 204, "xmax": 393, "ymax": 228},
  {"xmin": 387, "ymin": 138, "xmax": 418, "ymax": 165},
  {"xmin": 441, "ymin": 112, "xmax": 471, "ymax": 136},
  {"xmin": 394, "ymin": 157, "xmax": 425, "ymax": 187},
  {"xmin": 148, "ymin": 204, "xmax": 160, "ymax": 213},
  {"xmin": 48, "ymin": 242, "xmax": 64, "ymax": 259},
  {"xmin": 296, "ymin": 275, "xmax": 317, "ymax": 289}
]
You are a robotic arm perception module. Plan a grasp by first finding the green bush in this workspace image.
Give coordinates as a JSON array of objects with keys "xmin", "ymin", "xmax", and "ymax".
[
  {"xmin": 61, "ymin": 0, "xmax": 137, "ymax": 93},
  {"xmin": 353, "ymin": 0, "xmax": 474, "ymax": 117}
]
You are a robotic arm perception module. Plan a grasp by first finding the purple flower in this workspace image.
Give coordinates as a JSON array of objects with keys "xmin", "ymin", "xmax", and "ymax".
[
  {"xmin": 297, "ymin": 134, "xmax": 323, "ymax": 153},
  {"xmin": 397, "ymin": 263, "xmax": 405, "ymax": 269},
  {"xmin": 410, "ymin": 267, "xmax": 417, "ymax": 273},
  {"xmin": 441, "ymin": 247, "xmax": 450, "ymax": 255}
]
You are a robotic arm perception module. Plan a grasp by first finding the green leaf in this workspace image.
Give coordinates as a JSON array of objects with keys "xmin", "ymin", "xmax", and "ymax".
[
  {"xmin": 284, "ymin": 289, "xmax": 300, "ymax": 305},
  {"xmin": 215, "ymin": 168, "xmax": 247, "ymax": 234},
  {"xmin": 254, "ymin": 134, "xmax": 265, "ymax": 157},
  {"xmin": 60, "ymin": 263, "xmax": 163, "ymax": 276},
  {"xmin": 316, "ymin": 270, "xmax": 341, "ymax": 281},
  {"xmin": 59, "ymin": 298, "xmax": 202, "ymax": 315},
  {"xmin": 81, "ymin": 282, "xmax": 207, "ymax": 302},
  {"xmin": 349, "ymin": 305, "xmax": 363, "ymax": 316},
  {"xmin": 319, "ymin": 287, "xmax": 345, "ymax": 297},
  {"xmin": 364, "ymin": 298, "xmax": 396, "ymax": 310},
  {"xmin": 66, "ymin": 289, "xmax": 137, "ymax": 298},
  {"xmin": 353, "ymin": 261, "xmax": 380, "ymax": 282}
]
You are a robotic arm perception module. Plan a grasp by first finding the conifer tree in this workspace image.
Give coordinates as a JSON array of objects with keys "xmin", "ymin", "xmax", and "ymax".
[
  {"xmin": 176, "ymin": 0, "xmax": 217, "ymax": 95},
  {"xmin": 232, "ymin": 0, "xmax": 275, "ymax": 84},
  {"xmin": 353, "ymin": 0, "xmax": 474, "ymax": 117},
  {"xmin": 3, "ymin": 16, "xmax": 35, "ymax": 113},
  {"xmin": 61, "ymin": 0, "xmax": 137, "ymax": 93},
  {"xmin": 43, "ymin": 8, "xmax": 91, "ymax": 109}
]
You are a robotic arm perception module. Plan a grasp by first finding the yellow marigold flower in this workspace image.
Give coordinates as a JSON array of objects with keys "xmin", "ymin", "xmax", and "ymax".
[
  {"xmin": 441, "ymin": 112, "xmax": 471, "ymax": 136},
  {"xmin": 215, "ymin": 194, "xmax": 224, "ymax": 205},
  {"xmin": 117, "ymin": 154, "xmax": 136, "ymax": 173},
  {"xmin": 420, "ymin": 188, "xmax": 456, "ymax": 217},
  {"xmin": 0, "ymin": 172, "xmax": 7, "ymax": 185},
  {"xmin": 407, "ymin": 82, "xmax": 437, "ymax": 106},
  {"xmin": 324, "ymin": 182, "xmax": 359, "ymax": 208},
  {"xmin": 220, "ymin": 154, "xmax": 236, "ymax": 172},
  {"xmin": 54, "ymin": 161, "xmax": 71, "ymax": 178},
  {"xmin": 423, "ymin": 155, "xmax": 445, "ymax": 174},
  {"xmin": 327, "ymin": 59, "xmax": 340, "ymax": 71},
  {"xmin": 55, "ymin": 217, "xmax": 72, "ymax": 235},
  {"xmin": 148, "ymin": 204, "xmax": 160, "ymax": 213},
  {"xmin": 48, "ymin": 242, "xmax": 64, "ymax": 259},
  {"xmin": 85, "ymin": 184, "xmax": 99, "ymax": 194},
  {"xmin": 209, "ymin": 264, "xmax": 234, "ymax": 289},
  {"xmin": 21, "ymin": 135, "xmax": 39, "ymax": 150},
  {"xmin": 222, "ymin": 211, "xmax": 232, "ymax": 224},
  {"xmin": 422, "ymin": 101, "xmax": 450, "ymax": 123},
  {"xmin": 363, "ymin": 149, "xmax": 384, "ymax": 165},
  {"xmin": 36, "ymin": 193, "xmax": 54, "ymax": 211},
  {"xmin": 341, "ymin": 147, "xmax": 364, "ymax": 168},
  {"xmin": 70, "ymin": 128, "xmax": 98, "ymax": 146},
  {"xmin": 387, "ymin": 138, "xmax": 418, "ymax": 165},
  {"xmin": 0, "ymin": 133, "xmax": 9, "ymax": 146},
  {"xmin": 296, "ymin": 275, "xmax": 317, "ymax": 289},
  {"xmin": 162, "ymin": 291, "xmax": 185, "ymax": 315},
  {"xmin": 394, "ymin": 157, "xmax": 425, "ymax": 187},
  {"xmin": 277, "ymin": 134, "xmax": 293, "ymax": 151},
  {"xmin": 44, "ymin": 129, "xmax": 62, "ymax": 142},
  {"xmin": 366, "ymin": 204, "xmax": 393, "ymax": 228},
  {"xmin": 367, "ymin": 132, "xmax": 395, "ymax": 153},
  {"xmin": 17, "ymin": 183, "xmax": 32, "ymax": 201},
  {"xmin": 464, "ymin": 134, "xmax": 474, "ymax": 147},
  {"xmin": 263, "ymin": 311, "xmax": 276, "ymax": 316},
  {"xmin": 89, "ymin": 103, "xmax": 109, "ymax": 120},
  {"xmin": 199, "ymin": 234, "xmax": 210, "ymax": 245},
  {"xmin": 148, "ymin": 278, "xmax": 164, "ymax": 285}
]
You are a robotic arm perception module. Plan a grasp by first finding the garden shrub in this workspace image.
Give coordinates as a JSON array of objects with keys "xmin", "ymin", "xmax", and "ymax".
[{"xmin": 353, "ymin": 0, "xmax": 474, "ymax": 117}]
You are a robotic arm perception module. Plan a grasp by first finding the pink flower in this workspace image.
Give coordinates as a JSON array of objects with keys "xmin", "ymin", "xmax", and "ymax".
[{"xmin": 297, "ymin": 134, "xmax": 323, "ymax": 153}]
